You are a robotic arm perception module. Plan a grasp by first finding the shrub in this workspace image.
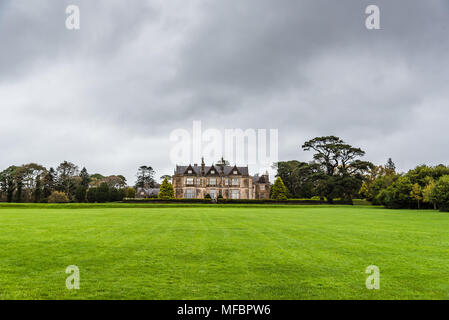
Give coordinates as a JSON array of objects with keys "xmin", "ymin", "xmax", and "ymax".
[
  {"xmin": 48, "ymin": 191, "xmax": 69, "ymax": 203},
  {"xmin": 271, "ymin": 176, "xmax": 288, "ymax": 200},
  {"xmin": 158, "ymin": 178, "xmax": 175, "ymax": 199},
  {"xmin": 432, "ymin": 175, "xmax": 449, "ymax": 212}
]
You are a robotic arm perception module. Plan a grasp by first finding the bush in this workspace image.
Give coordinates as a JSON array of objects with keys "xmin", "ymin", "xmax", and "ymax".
[
  {"xmin": 48, "ymin": 191, "xmax": 69, "ymax": 203},
  {"xmin": 158, "ymin": 178, "xmax": 175, "ymax": 199},
  {"xmin": 271, "ymin": 176, "xmax": 288, "ymax": 200},
  {"xmin": 432, "ymin": 175, "xmax": 449, "ymax": 212}
]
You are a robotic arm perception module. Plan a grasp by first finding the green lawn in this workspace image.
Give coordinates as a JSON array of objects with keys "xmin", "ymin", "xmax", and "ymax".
[{"xmin": 0, "ymin": 204, "xmax": 448, "ymax": 300}]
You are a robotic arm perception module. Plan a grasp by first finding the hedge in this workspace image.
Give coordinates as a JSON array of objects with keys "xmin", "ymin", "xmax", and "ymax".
[{"xmin": 122, "ymin": 198, "xmax": 353, "ymax": 205}]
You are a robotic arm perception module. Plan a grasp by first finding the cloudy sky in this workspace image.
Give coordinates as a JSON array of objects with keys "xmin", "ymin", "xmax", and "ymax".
[{"xmin": 1, "ymin": 0, "xmax": 448, "ymax": 184}]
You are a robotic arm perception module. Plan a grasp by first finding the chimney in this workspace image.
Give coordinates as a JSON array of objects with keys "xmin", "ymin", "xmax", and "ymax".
[{"xmin": 201, "ymin": 157, "xmax": 205, "ymax": 175}]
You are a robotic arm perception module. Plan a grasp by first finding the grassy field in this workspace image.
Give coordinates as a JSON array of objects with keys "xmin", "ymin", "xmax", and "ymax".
[{"xmin": 0, "ymin": 204, "xmax": 448, "ymax": 300}]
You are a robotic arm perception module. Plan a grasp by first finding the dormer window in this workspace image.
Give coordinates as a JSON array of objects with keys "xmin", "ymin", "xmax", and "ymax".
[
  {"xmin": 233, "ymin": 170, "xmax": 237, "ymax": 174},
  {"xmin": 188, "ymin": 170, "xmax": 192, "ymax": 174},
  {"xmin": 211, "ymin": 170, "xmax": 215, "ymax": 174}
]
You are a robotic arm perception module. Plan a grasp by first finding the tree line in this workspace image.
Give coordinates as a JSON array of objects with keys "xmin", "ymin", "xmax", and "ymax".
[
  {"xmin": 274, "ymin": 136, "xmax": 449, "ymax": 211},
  {"xmin": 0, "ymin": 162, "xmax": 176, "ymax": 203},
  {"xmin": 2, "ymin": 136, "xmax": 449, "ymax": 209},
  {"xmin": 0, "ymin": 161, "xmax": 144, "ymax": 203}
]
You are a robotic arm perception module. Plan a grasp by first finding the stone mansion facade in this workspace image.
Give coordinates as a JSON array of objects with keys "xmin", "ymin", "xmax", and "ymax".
[{"xmin": 172, "ymin": 159, "xmax": 271, "ymax": 199}]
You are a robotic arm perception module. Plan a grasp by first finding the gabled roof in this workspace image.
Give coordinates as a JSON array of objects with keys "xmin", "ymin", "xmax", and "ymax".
[
  {"xmin": 175, "ymin": 165, "xmax": 248, "ymax": 175},
  {"xmin": 206, "ymin": 165, "xmax": 219, "ymax": 175},
  {"xmin": 183, "ymin": 164, "xmax": 196, "ymax": 175}
]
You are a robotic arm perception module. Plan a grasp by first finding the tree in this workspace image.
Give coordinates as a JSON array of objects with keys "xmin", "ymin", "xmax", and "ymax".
[
  {"xmin": 158, "ymin": 178, "xmax": 175, "ymax": 199},
  {"xmin": 56, "ymin": 161, "xmax": 79, "ymax": 199},
  {"xmin": 75, "ymin": 167, "xmax": 90, "ymax": 202},
  {"xmin": 42, "ymin": 168, "xmax": 56, "ymax": 199},
  {"xmin": 0, "ymin": 166, "xmax": 18, "ymax": 202},
  {"xmin": 160, "ymin": 175, "xmax": 172, "ymax": 182},
  {"xmin": 302, "ymin": 136, "xmax": 373, "ymax": 203},
  {"xmin": 410, "ymin": 183, "xmax": 423, "ymax": 209},
  {"xmin": 89, "ymin": 173, "xmax": 105, "ymax": 187},
  {"xmin": 380, "ymin": 176, "xmax": 413, "ymax": 209},
  {"xmin": 48, "ymin": 191, "xmax": 69, "ymax": 203},
  {"xmin": 385, "ymin": 158, "xmax": 396, "ymax": 175},
  {"xmin": 271, "ymin": 176, "xmax": 288, "ymax": 200},
  {"xmin": 96, "ymin": 182, "xmax": 110, "ymax": 203},
  {"xmin": 274, "ymin": 161, "xmax": 321, "ymax": 198},
  {"xmin": 432, "ymin": 175, "xmax": 449, "ymax": 212},
  {"xmin": 87, "ymin": 187, "xmax": 98, "ymax": 203},
  {"xmin": 423, "ymin": 178, "xmax": 437, "ymax": 210},
  {"xmin": 125, "ymin": 187, "xmax": 136, "ymax": 198},
  {"xmin": 359, "ymin": 165, "xmax": 396, "ymax": 203},
  {"xmin": 34, "ymin": 175, "xmax": 42, "ymax": 203},
  {"xmin": 135, "ymin": 166, "xmax": 155, "ymax": 189},
  {"xmin": 109, "ymin": 187, "xmax": 121, "ymax": 202},
  {"xmin": 103, "ymin": 175, "xmax": 127, "ymax": 189}
]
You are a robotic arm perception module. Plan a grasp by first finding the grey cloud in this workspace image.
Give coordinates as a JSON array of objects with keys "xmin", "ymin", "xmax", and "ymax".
[{"xmin": 0, "ymin": 0, "xmax": 448, "ymax": 183}]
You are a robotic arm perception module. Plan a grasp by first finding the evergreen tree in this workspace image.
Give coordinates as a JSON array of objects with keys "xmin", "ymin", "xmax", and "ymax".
[
  {"xmin": 75, "ymin": 167, "xmax": 90, "ymax": 202},
  {"xmin": 135, "ymin": 166, "xmax": 155, "ymax": 189},
  {"xmin": 158, "ymin": 178, "xmax": 175, "ymax": 199},
  {"xmin": 386, "ymin": 158, "xmax": 396, "ymax": 175},
  {"xmin": 271, "ymin": 176, "xmax": 288, "ymax": 200}
]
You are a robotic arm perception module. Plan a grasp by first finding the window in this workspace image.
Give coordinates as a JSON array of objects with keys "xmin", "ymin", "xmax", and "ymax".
[
  {"xmin": 210, "ymin": 189, "xmax": 217, "ymax": 199},
  {"xmin": 260, "ymin": 185, "xmax": 265, "ymax": 191},
  {"xmin": 224, "ymin": 178, "xmax": 229, "ymax": 186},
  {"xmin": 232, "ymin": 190, "xmax": 239, "ymax": 199},
  {"xmin": 186, "ymin": 189, "xmax": 195, "ymax": 199},
  {"xmin": 211, "ymin": 170, "xmax": 215, "ymax": 174},
  {"xmin": 186, "ymin": 178, "xmax": 194, "ymax": 185},
  {"xmin": 187, "ymin": 170, "xmax": 192, "ymax": 174},
  {"xmin": 232, "ymin": 178, "xmax": 239, "ymax": 186},
  {"xmin": 209, "ymin": 178, "xmax": 217, "ymax": 185},
  {"xmin": 233, "ymin": 170, "xmax": 238, "ymax": 174}
]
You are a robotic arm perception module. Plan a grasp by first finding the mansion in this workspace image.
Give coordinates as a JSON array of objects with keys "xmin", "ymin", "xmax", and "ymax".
[{"xmin": 172, "ymin": 159, "xmax": 271, "ymax": 199}]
